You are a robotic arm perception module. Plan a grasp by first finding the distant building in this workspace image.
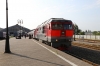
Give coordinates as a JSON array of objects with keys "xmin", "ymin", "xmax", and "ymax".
[
  {"xmin": 85, "ymin": 32, "xmax": 93, "ymax": 35},
  {"xmin": 0, "ymin": 24, "xmax": 31, "ymax": 36},
  {"xmin": 0, "ymin": 28, "xmax": 3, "ymax": 31}
]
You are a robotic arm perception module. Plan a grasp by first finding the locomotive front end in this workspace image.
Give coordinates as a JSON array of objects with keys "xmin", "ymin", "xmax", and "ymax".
[{"xmin": 50, "ymin": 19, "xmax": 74, "ymax": 50}]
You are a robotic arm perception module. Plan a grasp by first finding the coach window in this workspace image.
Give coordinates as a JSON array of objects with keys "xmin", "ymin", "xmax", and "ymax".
[
  {"xmin": 49, "ymin": 24, "xmax": 50, "ymax": 30},
  {"xmin": 42, "ymin": 26, "xmax": 45, "ymax": 33}
]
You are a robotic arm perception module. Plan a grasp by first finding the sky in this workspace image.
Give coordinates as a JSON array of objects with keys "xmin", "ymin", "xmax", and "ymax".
[{"xmin": 0, "ymin": 0, "xmax": 100, "ymax": 31}]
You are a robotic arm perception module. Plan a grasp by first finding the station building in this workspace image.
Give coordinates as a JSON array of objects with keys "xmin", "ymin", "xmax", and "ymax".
[{"xmin": 0, "ymin": 24, "xmax": 31, "ymax": 37}]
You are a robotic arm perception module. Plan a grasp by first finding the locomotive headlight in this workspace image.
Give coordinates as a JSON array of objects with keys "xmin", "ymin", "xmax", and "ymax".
[{"xmin": 56, "ymin": 39, "xmax": 58, "ymax": 41}]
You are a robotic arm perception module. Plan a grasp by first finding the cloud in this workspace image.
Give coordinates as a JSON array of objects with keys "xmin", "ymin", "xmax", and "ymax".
[
  {"xmin": 96, "ymin": 0, "xmax": 100, "ymax": 5},
  {"xmin": 82, "ymin": 0, "xmax": 100, "ymax": 10},
  {"xmin": 95, "ymin": 0, "xmax": 100, "ymax": 8}
]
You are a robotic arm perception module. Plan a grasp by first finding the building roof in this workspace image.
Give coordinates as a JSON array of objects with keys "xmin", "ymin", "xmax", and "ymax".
[
  {"xmin": 0, "ymin": 24, "xmax": 31, "ymax": 32},
  {"xmin": 0, "ymin": 28, "xmax": 3, "ymax": 31}
]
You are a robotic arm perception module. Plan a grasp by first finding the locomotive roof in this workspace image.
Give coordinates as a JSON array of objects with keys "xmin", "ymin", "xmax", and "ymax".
[
  {"xmin": 51, "ymin": 18, "xmax": 71, "ymax": 21},
  {"xmin": 51, "ymin": 18, "xmax": 65, "ymax": 20},
  {"xmin": 36, "ymin": 18, "xmax": 72, "ymax": 29}
]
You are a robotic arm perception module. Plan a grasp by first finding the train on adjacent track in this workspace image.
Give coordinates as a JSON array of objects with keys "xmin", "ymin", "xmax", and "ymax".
[{"xmin": 33, "ymin": 18, "xmax": 74, "ymax": 50}]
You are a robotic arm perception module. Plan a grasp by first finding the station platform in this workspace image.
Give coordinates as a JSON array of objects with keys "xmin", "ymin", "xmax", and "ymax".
[{"xmin": 0, "ymin": 37, "xmax": 92, "ymax": 66}]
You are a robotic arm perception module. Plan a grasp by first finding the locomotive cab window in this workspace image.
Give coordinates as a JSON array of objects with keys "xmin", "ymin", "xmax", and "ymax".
[
  {"xmin": 64, "ymin": 24, "xmax": 72, "ymax": 29},
  {"xmin": 52, "ymin": 24, "xmax": 63, "ymax": 29}
]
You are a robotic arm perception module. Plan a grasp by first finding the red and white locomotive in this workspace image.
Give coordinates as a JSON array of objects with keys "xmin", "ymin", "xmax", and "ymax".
[{"xmin": 33, "ymin": 18, "xmax": 74, "ymax": 50}]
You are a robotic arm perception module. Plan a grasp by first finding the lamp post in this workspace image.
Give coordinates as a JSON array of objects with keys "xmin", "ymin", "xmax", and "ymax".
[
  {"xmin": 74, "ymin": 30, "xmax": 76, "ymax": 41},
  {"xmin": 5, "ymin": 0, "xmax": 11, "ymax": 53},
  {"xmin": 73, "ymin": 23, "xmax": 78, "ymax": 41},
  {"xmin": 73, "ymin": 23, "xmax": 76, "ymax": 41},
  {"xmin": 18, "ymin": 19, "xmax": 23, "ymax": 39}
]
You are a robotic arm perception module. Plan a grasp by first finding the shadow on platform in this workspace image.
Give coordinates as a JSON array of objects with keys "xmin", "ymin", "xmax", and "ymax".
[{"xmin": 11, "ymin": 53, "xmax": 64, "ymax": 66}]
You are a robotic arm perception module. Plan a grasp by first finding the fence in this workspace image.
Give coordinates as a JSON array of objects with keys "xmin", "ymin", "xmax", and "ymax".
[{"xmin": 74, "ymin": 35, "xmax": 100, "ymax": 40}]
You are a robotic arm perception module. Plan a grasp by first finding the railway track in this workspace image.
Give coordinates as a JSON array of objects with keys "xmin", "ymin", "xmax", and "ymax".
[
  {"xmin": 63, "ymin": 42, "xmax": 100, "ymax": 66},
  {"xmin": 39, "ymin": 39, "xmax": 100, "ymax": 66},
  {"xmin": 75, "ymin": 38, "xmax": 100, "ymax": 43},
  {"xmin": 64, "ymin": 46, "xmax": 100, "ymax": 66},
  {"xmin": 72, "ymin": 42, "xmax": 100, "ymax": 51}
]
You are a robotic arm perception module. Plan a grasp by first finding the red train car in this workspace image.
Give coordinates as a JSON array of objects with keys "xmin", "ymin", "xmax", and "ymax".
[{"xmin": 33, "ymin": 18, "xmax": 74, "ymax": 50}]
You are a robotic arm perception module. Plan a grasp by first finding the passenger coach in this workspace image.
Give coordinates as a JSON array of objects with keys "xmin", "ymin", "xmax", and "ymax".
[{"xmin": 33, "ymin": 18, "xmax": 74, "ymax": 50}]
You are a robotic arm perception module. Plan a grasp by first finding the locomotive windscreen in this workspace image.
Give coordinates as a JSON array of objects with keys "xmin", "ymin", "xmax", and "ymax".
[
  {"xmin": 51, "ymin": 20, "xmax": 72, "ymax": 30},
  {"xmin": 52, "ymin": 24, "xmax": 72, "ymax": 30},
  {"xmin": 64, "ymin": 24, "xmax": 72, "ymax": 29},
  {"xmin": 52, "ymin": 24, "xmax": 63, "ymax": 29}
]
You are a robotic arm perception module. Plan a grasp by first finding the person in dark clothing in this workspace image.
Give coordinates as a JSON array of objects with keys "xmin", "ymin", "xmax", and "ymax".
[
  {"xmin": 24, "ymin": 34, "xmax": 26, "ymax": 39},
  {"xmin": 29, "ymin": 34, "xmax": 31, "ymax": 39}
]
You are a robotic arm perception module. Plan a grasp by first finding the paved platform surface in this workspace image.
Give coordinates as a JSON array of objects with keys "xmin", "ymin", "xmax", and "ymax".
[{"xmin": 0, "ymin": 37, "xmax": 92, "ymax": 66}]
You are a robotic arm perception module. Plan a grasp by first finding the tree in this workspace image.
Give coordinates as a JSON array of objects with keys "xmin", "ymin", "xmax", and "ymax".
[
  {"xmin": 80, "ymin": 31, "xmax": 85, "ymax": 35},
  {"xmin": 93, "ymin": 31, "xmax": 98, "ymax": 35},
  {"xmin": 77, "ymin": 29, "xmax": 82, "ymax": 35},
  {"xmin": 93, "ymin": 31, "xmax": 100, "ymax": 35},
  {"xmin": 73, "ymin": 23, "xmax": 81, "ymax": 35},
  {"xmin": 73, "ymin": 23, "xmax": 79, "ymax": 41}
]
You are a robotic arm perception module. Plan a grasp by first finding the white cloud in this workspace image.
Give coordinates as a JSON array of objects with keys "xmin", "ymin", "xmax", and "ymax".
[
  {"xmin": 82, "ymin": 0, "xmax": 100, "ymax": 10},
  {"xmin": 96, "ymin": 0, "xmax": 100, "ymax": 5}
]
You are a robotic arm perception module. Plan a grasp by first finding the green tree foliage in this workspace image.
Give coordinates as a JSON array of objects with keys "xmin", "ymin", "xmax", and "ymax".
[
  {"xmin": 93, "ymin": 31, "xmax": 100, "ymax": 35},
  {"xmin": 73, "ymin": 23, "xmax": 81, "ymax": 35},
  {"xmin": 73, "ymin": 23, "xmax": 87, "ymax": 35},
  {"xmin": 73, "ymin": 23, "xmax": 100, "ymax": 35},
  {"xmin": 77, "ymin": 29, "xmax": 82, "ymax": 35},
  {"xmin": 80, "ymin": 31, "xmax": 85, "ymax": 35},
  {"xmin": 93, "ymin": 31, "xmax": 97, "ymax": 35}
]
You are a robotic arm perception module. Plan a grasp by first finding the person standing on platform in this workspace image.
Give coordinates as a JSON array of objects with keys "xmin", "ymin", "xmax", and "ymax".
[{"xmin": 24, "ymin": 34, "xmax": 26, "ymax": 39}]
